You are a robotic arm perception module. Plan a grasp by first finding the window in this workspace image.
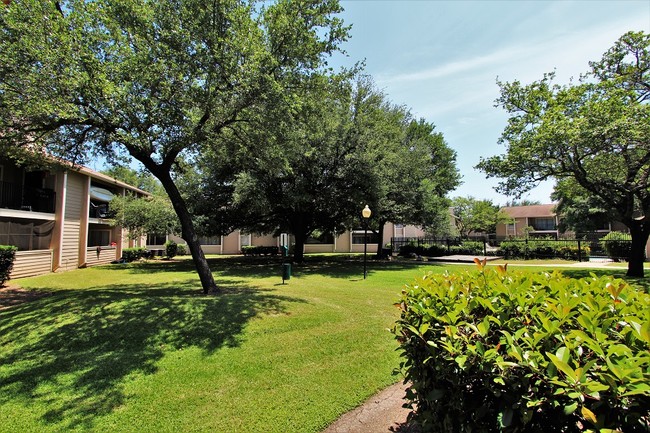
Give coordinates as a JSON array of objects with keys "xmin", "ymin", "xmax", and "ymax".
[
  {"xmin": 147, "ymin": 234, "xmax": 167, "ymax": 245},
  {"xmin": 352, "ymin": 232, "xmax": 379, "ymax": 244},
  {"xmin": 0, "ymin": 217, "xmax": 54, "ymax": 251},
  {"xmin": 530, "ymin": 217, "xmax": 556, "ymax": 231},
  {"xmin": 305, "ymin": 232, "xmax": 334, "ymax": 244},
  {"xmin": 240, "ymin": 233, "xmax": 251, "ymax": 247},
  {"xmin": 199, "ymin": 236, "xmax": 221, "ymax": 245},
  {"xmin": 88, "ymin": 229, "xmax": 111, "ymax": 247}
]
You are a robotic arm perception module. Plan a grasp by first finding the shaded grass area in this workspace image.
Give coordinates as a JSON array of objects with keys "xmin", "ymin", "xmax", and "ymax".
[
  {"xmin": 0, "ymin": 256, "xmax": 436, "ymax": 432},
  {"xmin": 0, "ymin": 255, "xmax": 645, "ymax": 432}
]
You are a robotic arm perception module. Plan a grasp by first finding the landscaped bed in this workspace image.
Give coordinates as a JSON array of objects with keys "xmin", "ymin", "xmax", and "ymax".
[{"xmin": 0, "ymin": 256, "xmax": 646, "ymax": 432}]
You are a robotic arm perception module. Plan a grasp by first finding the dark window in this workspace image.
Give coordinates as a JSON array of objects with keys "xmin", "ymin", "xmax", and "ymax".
[
  {"xmin": 352, "ymin": 232, "xmax": 379, "ymax": 244},
  {"xmin": 305, "ymin": 232, "xmax": 334, "ymax": 244},
  {"xmin": 147, "ymin": 234, "xmax": 167, "ymax": 245},
  {"xmin": 88, "ymin": 230, "xmax": 111, "ymax": 247},
  {"xmin": 530, "ymin": 217, "xmax": 556, "ymax": 231},
  {"xmin": 0, "ymin": 217, "xmax": 55, "ymax": 251},
  {"xmin": 199, "ymin": 236, "xmax": 221, "ymax": 245}
]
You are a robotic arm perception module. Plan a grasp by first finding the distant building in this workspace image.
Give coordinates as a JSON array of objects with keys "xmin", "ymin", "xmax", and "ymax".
[{"xmin": 1, "ymin": 157, "xmax": 148, "ymax": 278}]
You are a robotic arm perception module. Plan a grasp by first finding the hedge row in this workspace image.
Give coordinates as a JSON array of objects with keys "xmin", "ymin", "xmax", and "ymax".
[
  {"xmin": 498, "ymin": 240, "xmax": 590, "ymax": 261},
  {"xmin": 393, "ymin": 263, "xmax": 649, "ymax": 432},
  {"xmin": 0, "ymin": 245, "xmax": 17, "ymax": 286},
  {"xmin": 241, "ymin": 246, "xmax": 279, "ymax": 256},
  {"xmin": 122, "ymin": 247, "xmax": 148, "ymax": 262},
  {"xmin": 399, "ymin": 241, "xmax": 484, "ymax": 257}
]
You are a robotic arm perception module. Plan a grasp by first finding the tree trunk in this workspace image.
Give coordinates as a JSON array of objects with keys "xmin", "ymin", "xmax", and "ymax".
[
  {"xmin": 153, "ymin": 170, "xmax": 218, "ymax": 294},
  {"xmin": 627, "ymin": 220, "xmax": 649, "ymax": 278},
  {"xmin": 293, "ymin": 230, "xmax": 307, "ymax": 264}
]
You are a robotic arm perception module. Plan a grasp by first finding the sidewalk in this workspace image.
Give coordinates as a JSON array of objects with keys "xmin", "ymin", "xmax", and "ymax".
[{"xmin": 321, "ymin": 382, "xmax": 419, "ymax": 433}]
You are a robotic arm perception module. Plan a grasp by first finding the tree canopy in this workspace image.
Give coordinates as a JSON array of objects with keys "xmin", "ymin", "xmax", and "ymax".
[
  {"xmin": 0, "ymin": 0, "xmax": 349, "ymax": 292},
  {"xmin": 451, "ymin": 196, "xmax": 510, "ymax": 238},
  {"xmin": 477, "ymin": 31, "xmax": 650, "ymax": 277}
]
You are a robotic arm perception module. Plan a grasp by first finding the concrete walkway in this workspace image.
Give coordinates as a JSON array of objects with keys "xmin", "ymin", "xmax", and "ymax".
[{"xmin": 321, "ymin": 382, "xmax": 419, "ymax": 433}]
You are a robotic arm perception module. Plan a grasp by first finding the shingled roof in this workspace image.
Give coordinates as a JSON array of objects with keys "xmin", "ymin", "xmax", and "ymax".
[{"xmin": 501, "ymin": 204, "xmax": 557, "ymax": 218}]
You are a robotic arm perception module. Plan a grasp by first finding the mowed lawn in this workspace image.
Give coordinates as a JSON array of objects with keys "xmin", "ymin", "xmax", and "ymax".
[{"xmin": 0, "ymin": 255, "xmax": 641, "ymax": 432}]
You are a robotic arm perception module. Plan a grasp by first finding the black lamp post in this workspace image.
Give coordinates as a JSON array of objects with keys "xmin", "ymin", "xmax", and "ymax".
[{"xmin": 362, "ymin": 204, "xmax": 371, "ymax": 279}]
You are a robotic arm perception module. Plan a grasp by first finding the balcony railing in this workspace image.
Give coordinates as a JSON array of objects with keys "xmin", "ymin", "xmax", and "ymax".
[{"xmin": 0, "ymin": 181, "xmax": 56, "ymax": 213}]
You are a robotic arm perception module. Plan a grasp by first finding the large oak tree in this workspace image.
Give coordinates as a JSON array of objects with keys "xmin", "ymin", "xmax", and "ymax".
[
  {"xmin": 0, "ymin": 0, "xmax": 348, "ymax": 292},
  {"xmin": 477, "ymin": 31, "xmax": 650, "ymax": 277}
]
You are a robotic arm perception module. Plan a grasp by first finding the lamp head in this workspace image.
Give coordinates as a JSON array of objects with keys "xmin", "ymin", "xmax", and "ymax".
[{"xmin": 362, "ymin": 205, "xmax": 371, "ymax": 219}]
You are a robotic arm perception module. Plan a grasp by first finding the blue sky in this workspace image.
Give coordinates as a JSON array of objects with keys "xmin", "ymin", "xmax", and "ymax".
[{"xmin": 330, "ymin": 0, "xmax": 650, "ymax": 205}]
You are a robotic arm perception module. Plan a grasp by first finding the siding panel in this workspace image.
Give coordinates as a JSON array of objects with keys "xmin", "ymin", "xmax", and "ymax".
[{"xmin": 10, "ymin": 250, "xmax": 52, "ymax": 279}]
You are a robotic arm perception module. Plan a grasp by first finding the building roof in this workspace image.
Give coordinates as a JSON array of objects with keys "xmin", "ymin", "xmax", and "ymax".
[{"xmin": 501, "ymin": 204, "xmax": 557, "ymax": 218}]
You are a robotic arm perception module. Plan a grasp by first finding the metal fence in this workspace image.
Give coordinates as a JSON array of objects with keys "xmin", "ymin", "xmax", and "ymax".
[{"xmin": 390, "ymin": 234, "xmax": 634, "ymax": 262}]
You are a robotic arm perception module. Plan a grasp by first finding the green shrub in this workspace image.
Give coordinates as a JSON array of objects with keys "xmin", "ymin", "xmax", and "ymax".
[
  {"xmin": 600, "ymin": 232, "xmax": 632, "ymax": 260},
  {"xmin": 122, "ymin": 247, "xmax": 147, "ymax": 262},
  {"xmin": 176, "ymin": 244, "xmax": 188, "ymax": 255},
  {"xmin": 393, "ymin": 264, "xmax": 650, "ymax": 433},
  {"xmin": 241, "ymin": 245, "xmax": 278, "ymax": 256},
  {"xmin": 449, "ymin": 241, "xmax": 484, "ymax": 256},
  {"xmin": 498, "ymin": 240, "xmax": 590, "ymax": 260},
  {"xmin": 0, "ymin": 245, "xmax": 18, "ymax": 286},
  {"xmin": 164, "ymin": 240, "xmax": 178, "ymax": 258}
]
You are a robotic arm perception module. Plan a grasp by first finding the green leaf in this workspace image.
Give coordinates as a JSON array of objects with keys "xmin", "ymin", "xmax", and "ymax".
[
  {"xmin": 564, "ymin": 401, "xmax": 578, "ymax": 415},
  {"xmin": 547, "ymin": 352, "xmax": 577, "ymax": 382},
  {"xmin": 581, "ymin": 406, "xmax": 598, "ymax": 426}
]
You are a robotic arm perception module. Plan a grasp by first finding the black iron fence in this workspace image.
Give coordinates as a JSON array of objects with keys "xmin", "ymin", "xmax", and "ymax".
[
  {"xmin": 0, "ymin": 181, "xmax": 56, "ymax": 213},
  {"xmin": 390, "ymin": 234, "xmax": 634, "ymax": 262}
]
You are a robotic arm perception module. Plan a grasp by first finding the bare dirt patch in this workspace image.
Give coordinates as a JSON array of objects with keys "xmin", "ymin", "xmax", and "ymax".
[{"xmin": 0, "ymin": 284, "xmax": 51, "ymax": 310}]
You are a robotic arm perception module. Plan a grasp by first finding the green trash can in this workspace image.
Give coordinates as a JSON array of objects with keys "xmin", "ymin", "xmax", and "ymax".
[{"xmin": 282, "ymin": 263, "xmax": 291, "ymax": 283}]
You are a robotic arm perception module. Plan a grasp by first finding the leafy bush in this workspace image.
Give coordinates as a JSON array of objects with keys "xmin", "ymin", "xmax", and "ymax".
[
  {"xmin": 449, "ymin": 241, "xmax": 484, "ymax": 256},
  {"xmin": 600, "ymin": 232, "xmax": 632, "ymax": 260},
  {"xmin": 498, "ymin": 240, "xmax": 590, "ymax": 260},
  {"xmin": 121, "ymin": 247, "xmax": 147, "ymax": 262},
  {"xmin": 164, "ymin": 240, "xmax": 178, "ymax": 258},
  {"xmin": 393, "ymin": 263, "xmax": 650, "ymax": 433},
  {"xmin": 241, "ymin": 245, "xmax": 279, "ymax": 256},
  {"xmin": 176, "ymin": 244, "xmax": 188, "ymax": 256},
  {"xmin": 0, "ymin": 245, "xmax": 18, "ymax": 286}
]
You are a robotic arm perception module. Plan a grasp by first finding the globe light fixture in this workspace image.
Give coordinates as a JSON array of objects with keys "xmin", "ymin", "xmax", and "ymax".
[{"xmin": 362, "ymin": 205, "xmax": 371, "ymax": 279}]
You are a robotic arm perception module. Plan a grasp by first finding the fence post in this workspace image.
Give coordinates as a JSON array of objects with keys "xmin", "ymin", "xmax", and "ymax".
[
  {"xmin": 578, "ymin": 240, "xmax": 582, "ymax": 262},
  {"xmin": 446, "ymin": 238, "xmax": 451, "ymax": 254}
]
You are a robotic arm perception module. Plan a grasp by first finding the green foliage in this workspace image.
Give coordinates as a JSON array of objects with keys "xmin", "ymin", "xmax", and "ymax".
[
  {"xmin": 121, "ymin": 247, "xmax": 147, "ymax": 262},
  {"xmin": 452, "ymin": 196, "xmax": 512, "ymax": 237},
  {"xmin": 164, "ymin": 240, "xmax": 178, "ymax": 259},
  {"xmin": 449, "ymin": 241, "xmax": 484, "ymax": 256},
  {"xmin": 241, "ymin": 246, "xmax": 279, "ymax": 256},
  {"xmin": 109, "ymin": 195, "xmax": 180, "ymax": 241},
  {"xmin": 0, "ymin": 245, "xmax": 18, "ymax": 285},
  {"xmin": 476, "ymin": 31, "xmax": 650, "ymax": 277},
  {"xmin": 0, "ymin": 0, "xmax": 350, "ymax": 293},
  {"xmin": 600, "ymin": 232, "xmax": 632, "ymax": 259},
  {"xmin": 176, "ymin": 244, "xmax": 187, "ymax": 256},
  {"xmin": 498, "ymin": 239, "xmax": 590, "ymax": 261},
  {"xmin": 393, "ymin": 265, "xmax": 650, "ymax": 433}
]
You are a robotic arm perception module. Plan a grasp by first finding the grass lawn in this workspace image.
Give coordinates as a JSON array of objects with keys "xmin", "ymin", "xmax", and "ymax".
[{"xmin": 0, "ymin": 255, "xmax": 645, "ymax": 432}]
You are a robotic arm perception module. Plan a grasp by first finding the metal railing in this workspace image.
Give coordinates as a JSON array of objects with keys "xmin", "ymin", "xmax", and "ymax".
[
  {"xmin": 390, "ymin": 235, "xmax": 634, "ymax": 262},
  {"xmin": 0, "ymin": 181, "xmax": 56, "ymax": 213}
]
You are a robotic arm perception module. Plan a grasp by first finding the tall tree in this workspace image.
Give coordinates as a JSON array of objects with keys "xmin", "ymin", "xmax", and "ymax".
[
  {"xmin": 369, "ymin": 115, "xmax": 460, "ymax": 256},
  {"xmin": 552, "ymin": 178, "xmax": 613, "ymax": 233},
  {"xmin": 477, "ymin": 31, "xmax": 650, "ymax": 277},
  {"xmin": 109, "ymin": 194, "xmax": 180, "ymax": 241},
  {"xmin": 451, "ymin": 196, "xmax": 510, "ymax": 238},
  {"xmin": 0, "ymin": 0, "xmax": 348, "ymax": 292},
  {"xmin": 185, "ymin": 74, "xmax": 377, "ymax": 263}
]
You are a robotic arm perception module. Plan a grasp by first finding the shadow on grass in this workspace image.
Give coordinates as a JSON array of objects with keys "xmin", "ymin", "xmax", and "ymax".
[
  {"xmin": 211, "ymin": 255, "xmax": 443, "ymax": 280},
  {"xmin": 0, "ymin": 278, "xmax": 303, "ymax": 430}
]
